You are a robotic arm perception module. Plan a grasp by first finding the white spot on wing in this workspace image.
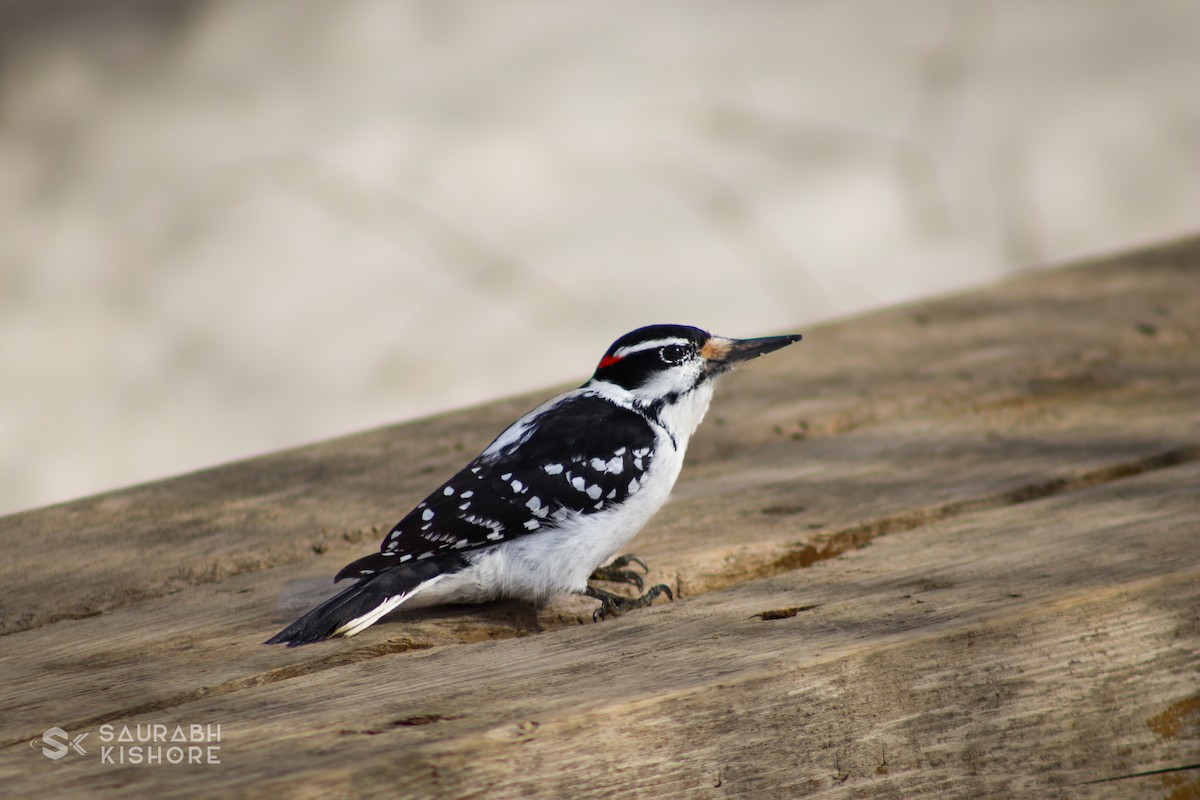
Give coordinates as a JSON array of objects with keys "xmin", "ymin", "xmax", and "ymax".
[
  {"xmin": 443, "ymin": 486, "xmax": 455, "ymax": 496},
  {"xmin": 571, "ymin": 476, "xmax": 586, "ymax": 491},
  {"xmin": 524, "ymin": 520, "xmax": 540, "ymax": 530},
  {"xmin": 526, "ymin": 496, "xmax": 549, "ymax": 518},
  {"xmin": 422, "ymin": 508, "xmax": 434, "ymax": 521},
  {"xmin": 544, "ymin": 463, "xmax": 563, "ymax": 475},
  {"xmin": 464, "ymin": 514, "xmax": 505, "ymax": 538},
  {"xmin": 586, "ymin": 484, "xmax": 602, "ymax": 500},
  {"xmin": 629, "ymin": 477, "xmax": 640, "ymax": 494}
]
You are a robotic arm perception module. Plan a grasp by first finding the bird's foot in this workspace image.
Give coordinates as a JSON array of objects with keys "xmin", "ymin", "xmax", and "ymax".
[
  {"xmin": 585, "ymin": 583, "xmax": 673, "ymax": 622},
  {"xmin": 589, "ymin": 553, "xmax": 649, "ymax": 591}
]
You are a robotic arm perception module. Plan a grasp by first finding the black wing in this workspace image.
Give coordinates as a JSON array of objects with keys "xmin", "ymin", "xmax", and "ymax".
[{"xmin": 336, "ymin": 394, "xmax": 657, "ymax": 581}]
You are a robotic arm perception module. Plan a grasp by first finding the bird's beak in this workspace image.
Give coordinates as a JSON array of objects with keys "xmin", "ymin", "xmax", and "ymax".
[{"xmin": 702, "ymin": 333, "xmax": 802, "ymax": 374}]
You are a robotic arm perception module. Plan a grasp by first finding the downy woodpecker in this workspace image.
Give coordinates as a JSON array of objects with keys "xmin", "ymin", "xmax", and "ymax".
[{"xmin": 267, "ymin": 324, "xmax": 800, "ymax": 646}]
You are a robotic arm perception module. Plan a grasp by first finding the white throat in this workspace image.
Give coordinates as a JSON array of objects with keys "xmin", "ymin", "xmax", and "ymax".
[
  {"xmin": 585, "ymin": 378, "xmax": 717, "ymax": 451},
  {"xmin": 652, "ymin": 380, "xmax": 716, "ymax": 446}
]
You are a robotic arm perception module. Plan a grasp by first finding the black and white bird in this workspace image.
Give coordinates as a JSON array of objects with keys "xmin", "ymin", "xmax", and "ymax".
[{"xmin": 266, "ymin": 324, "xmax": 801, "ymax": 646}]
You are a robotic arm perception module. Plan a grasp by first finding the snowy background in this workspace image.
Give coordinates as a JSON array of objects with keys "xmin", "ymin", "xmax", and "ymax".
[{"xmin": 2, "ymin": 0, "xmax": 1198, "ymax": 515}]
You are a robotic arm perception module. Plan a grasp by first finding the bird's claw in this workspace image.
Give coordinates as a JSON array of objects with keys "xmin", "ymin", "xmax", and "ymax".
[
  {"xmin": 590, "ymin": 568, "xmax": 645, "ymax": 591},
  {"xmin": 589, "ymin": 554, "xmax": 650, "ymax": 590},
  {"xmin": 610, "ymin": 553, "xmax": 649, "ymax": 573},
  {"xmin": 586, "ymin": 583, "xmax": 674, "ymax": 622}
]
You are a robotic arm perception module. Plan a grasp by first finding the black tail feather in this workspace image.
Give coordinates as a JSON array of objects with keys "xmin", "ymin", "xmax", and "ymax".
[{"xmin": 265, "ymin": 556, "xmax": 464, "ymax": 647}]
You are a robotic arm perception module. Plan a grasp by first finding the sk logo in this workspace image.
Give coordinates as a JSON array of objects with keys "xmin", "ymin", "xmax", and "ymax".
[{"xmin": 31, "ymin": 727, "xmax": 89, "ymax": 760}]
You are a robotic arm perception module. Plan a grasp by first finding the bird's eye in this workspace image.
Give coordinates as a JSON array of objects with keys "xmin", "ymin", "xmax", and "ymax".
[{"xmin": 660, "ymin": 344, "xmax": 690, "ymax": 364}]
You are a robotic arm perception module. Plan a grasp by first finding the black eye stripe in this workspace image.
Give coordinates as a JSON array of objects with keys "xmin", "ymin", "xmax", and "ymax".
[{"xmin": 594, "ymin": 329, "xmax": 707, "ymax": 391}]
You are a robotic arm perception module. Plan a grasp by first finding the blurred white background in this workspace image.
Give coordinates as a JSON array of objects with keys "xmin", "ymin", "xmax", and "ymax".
[{"xmin": 2, "ymin": 0, "xmax": 1198, "ymax": 516}]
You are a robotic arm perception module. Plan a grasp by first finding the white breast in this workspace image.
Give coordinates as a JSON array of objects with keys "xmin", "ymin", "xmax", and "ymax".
[{"xmin": 414, "ymin": 382, "xmax": 715, "ymax": 606}]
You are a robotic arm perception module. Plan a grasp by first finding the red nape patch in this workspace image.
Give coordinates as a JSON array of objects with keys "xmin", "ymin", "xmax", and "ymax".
[{"xmin": 598, "ymin": 354, "xmax": 623, "ymax": 369}]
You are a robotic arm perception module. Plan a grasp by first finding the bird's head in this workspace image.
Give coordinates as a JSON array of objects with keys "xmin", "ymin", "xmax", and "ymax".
[{"xmin": 587, "ymin": 324, "xmax": 802, "ymax": 410}]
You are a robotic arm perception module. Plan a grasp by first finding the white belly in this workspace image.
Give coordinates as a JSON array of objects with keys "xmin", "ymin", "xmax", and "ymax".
[
  {"xmin": 411, "ymin": 425, "xmax": 688, "ymax": 606},
  {"xmin": 407, "ymin": 381, "xmax": 715, "ymax": 608}
]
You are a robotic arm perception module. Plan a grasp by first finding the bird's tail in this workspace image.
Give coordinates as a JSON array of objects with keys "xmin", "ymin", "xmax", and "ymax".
[{"xmin": 264, "ymin": 556, "xmax": 460, "ymax": 647}]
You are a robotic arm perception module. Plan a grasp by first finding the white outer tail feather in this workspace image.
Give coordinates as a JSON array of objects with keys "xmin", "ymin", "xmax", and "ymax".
[{"xmin": 332, "ymin": 575, "xmax": 445, "ymax": 638}]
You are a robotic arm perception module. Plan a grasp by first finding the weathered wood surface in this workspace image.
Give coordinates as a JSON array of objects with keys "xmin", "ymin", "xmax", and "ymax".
[{"xmin": 2, "ymin": 237, "xmax": 1199, "ymax": 798}]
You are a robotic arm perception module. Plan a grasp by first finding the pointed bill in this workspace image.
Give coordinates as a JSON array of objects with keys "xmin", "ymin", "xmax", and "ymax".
[{"xmin": 702, "ymin": 333, "xmax": 802, "ymax": 374}]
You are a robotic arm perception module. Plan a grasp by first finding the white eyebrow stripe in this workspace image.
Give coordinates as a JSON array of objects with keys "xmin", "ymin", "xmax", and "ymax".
[{"xmin": 612, "ymin": 337, "xmax": 691, "ymax": 359}]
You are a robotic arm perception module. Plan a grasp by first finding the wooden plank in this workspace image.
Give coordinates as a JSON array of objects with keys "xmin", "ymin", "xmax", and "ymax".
[
  {"xmin": 3, "ymin": 411, "xmax": 1197, "ymax": 750},
  {"xmin": 6, "ymin": 458, "xmax": 1199, "ymax": 798},
  {"xmin": 1, "ymin": 236, "xmax": 1198, "ymax": 797}
]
